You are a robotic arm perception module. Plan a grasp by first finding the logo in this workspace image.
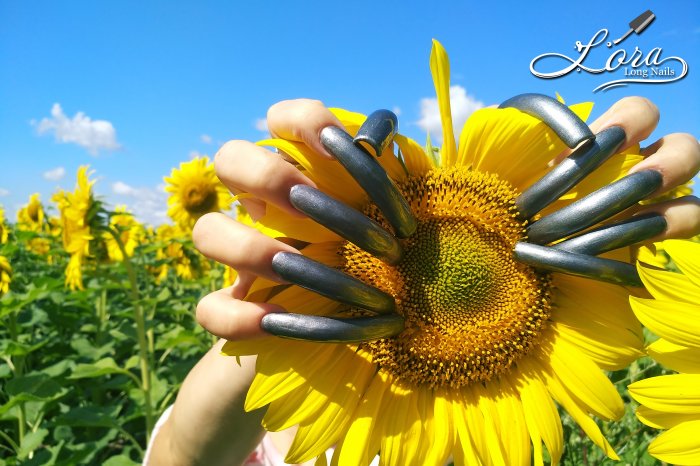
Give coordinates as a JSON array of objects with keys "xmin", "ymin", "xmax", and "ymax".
[{"xmin": 530, "ymin": 10, "xmax": 689, "ymax": 92}]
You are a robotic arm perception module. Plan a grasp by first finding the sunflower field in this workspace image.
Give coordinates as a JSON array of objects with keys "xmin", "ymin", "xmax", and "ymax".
[{"xmin": 0, "ymin": 159, "xmax": 694, "ymax": 465}]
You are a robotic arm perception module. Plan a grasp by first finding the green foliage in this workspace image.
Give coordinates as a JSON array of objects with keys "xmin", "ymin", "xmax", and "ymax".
[{"xmin": 0, "ymin": 224, "xmax": 212, "ymax": 465}]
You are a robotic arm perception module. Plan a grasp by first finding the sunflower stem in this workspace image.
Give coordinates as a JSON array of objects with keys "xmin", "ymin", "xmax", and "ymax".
[{"xmin": 108, "ymin": 226, "xmax": 154, "ymax": 441}]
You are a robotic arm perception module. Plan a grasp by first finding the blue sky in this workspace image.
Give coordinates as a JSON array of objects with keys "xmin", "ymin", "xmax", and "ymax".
[{"xmin": 1, "ymin": 0, "xmax": 698, "ymax": 224}]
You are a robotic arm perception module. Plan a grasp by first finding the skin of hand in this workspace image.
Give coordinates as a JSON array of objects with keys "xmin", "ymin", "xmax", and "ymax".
[{"xmin": 146, "ymin": 97, "xmax": 700, "ymax": 465}]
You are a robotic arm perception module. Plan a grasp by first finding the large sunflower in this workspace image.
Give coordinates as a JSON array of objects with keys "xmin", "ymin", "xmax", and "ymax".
[
  {"xmin": 628, "ymin": 240, "xmax": 700, "ymax": 465},
  {"xmin": 164, "ymin": 156, "xmax": 232, "ymax": 229},
  {"xmin": 223, "ymin": 40, "xmax": 647, "ymax": 465}
]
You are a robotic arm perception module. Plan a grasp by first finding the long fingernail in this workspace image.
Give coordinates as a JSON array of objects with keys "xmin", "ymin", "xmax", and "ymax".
[
  {"xmin": 516, "ymin": 126, "xmax": 626, "ymax": 219},
  {"xmin": 320, "ymin": 126, "xmax": 417, "ymax": 238},
  {"xmin": 354, "ymin": 109, "xmax": 399, "ymax": 157},
  {"xmin": 499, "ymin": 93, "xmax": 594, "ymax": 149},
  {"xmin": 290, "ymin": 185, "xmax": 403, "ymax": 264},
  {"xmin": 261, "ymin": 313, "xmax": 405, "ymax": 342},
  {"xmin": 514, "ymin": 242, "xmax": 642, "ymax": 287},
  {"xmin": 526, "ymin": 170, "xmax": 663, "ymax": 245},
  {"xmin": 271, "ymin": 251, "xmax": 395, "ymax": 314},
  {"xmin": 553, "ymin": 213, "xmax": 667, "ymax": 255}
]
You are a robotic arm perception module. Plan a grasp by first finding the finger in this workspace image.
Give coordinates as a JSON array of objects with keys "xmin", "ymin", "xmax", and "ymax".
[
  {"xmin": 637, "ymin": 196, "xmax": 700, "ymax": 241},
  {"xmin": 196, "ymin": 287, "xmax": 285, "ymax": 339},
  {"xmin": 214, "ymin": 139, "xmax": 315, "ymax": 217},
  {"xmin": 588, "ymin": 96, "xmax": 660, "ymax": 151},
  {"xmin": 193, "ymin": 212, "xmax": 298, "ymax": 283},
  {"xmin": 267, "ymin": 99, "xmax": 344, "ymax": 159},
  {"xmin": 631, "ymin": 133, "xmax": 700, "ymax": 197},
  {"xmin": 230, "ymin": 270, "xmax": 257, "ymax": 300}
]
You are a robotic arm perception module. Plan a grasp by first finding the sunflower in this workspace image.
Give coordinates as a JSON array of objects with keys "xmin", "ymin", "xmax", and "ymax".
[
  {"xmin": 104, "ymin": 205, "xmax": 144, "ymax": 261},
  {"xmin": 164, "ymin": 156, "xmax": 232, "ymax": 229},
  {"xmin": 153, "ymin": 223, "xmax": 209, "ymax": 282},
  {"xmin": 0, "ymin": 255, "xmax": 11, "ymax": 296},
  {"xmin": 52, "ymin": 166, "xmax": 99, "ymax": 290},
  {"xmin": 0, "ymin": 206, "xmax": 8, "ymax": 244},
  {"xmin": 222, "ymin": 40, "xmax": 649, "ymax": 465},
  {"xmin": 17, "ymin": 193, "xmax": 46, "ymax": 230},
  {"xmin": 628, "ymin": 240, "xmax": 700, "ymax": 465},
  {"xmin": 16, "ymin": 193, "xmax": 52, "ymax": 256}
]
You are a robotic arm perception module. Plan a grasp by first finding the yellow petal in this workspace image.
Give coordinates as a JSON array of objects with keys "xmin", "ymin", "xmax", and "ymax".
[
  {"xmin": 245, "ymin": 343, "xmax": 336, "ymax": 411},
  {"xmin": 516, "ymin": 365, "xmax": 563, "ymax": 465},
  {"xmin": 534, "ymin": 357, "xmax": 620, "ymax": 460},
  {"xmin": 380, "ymin": 384, "xmax": 422, "ymax": 466},
  {"xmin": 638, "ymin": 260, "xmax": 700, "ymax": 304},
  {"xmin": 452, "ymin": 390, "xmax": 484, "ymax": 466},
  {"xmin": 552, "ymin": 319, "xmax": 643, "ymax": 371},
  {"xmin": 554, "ymin": 274, "xmax": 642, "ymax": 335},
  {"xmin": 429, "ymin": 39, "xmax": 457, "ymax": 167},
  {"xmin": 492, "ymin": 379, "xmax": 530, "ymax": 466},
  {"xmin": 258, "ymin": 203, "xmax": 341, "ymax": 243},
  {"xmin": 419, "ymin": 389, "xmax": 453, "ymax": 466},
  {"xmin": 286, "ymin": 352, "xmax": 375, "ymax": 464},
  {"xmin": 395, "ymin": 134, "xmax": 433, "ymax": 175},
  {"xmin": 336, "ymin": 372, "xmax": 389, "ymax": 466},
  {"xmin": 648, "ymin": 419, "xmax": 700, "ymax": 465},
  {"xmin": 664, "ymin": 240, "xmax": 700, "ymax": 289},
  {"xmin": 628, "ymin": 374, "xmax": 700, "ymax": 414},
  {"xmin": 258, "ymin": 138, "xmax": 365, "ymax": 208},
  {"xmin": 647, "ymin": 339, "xmax": 700, "ymax": 374},
  {"xmin": 457, "ymin": 107, "xmax": 564, "ymax": 190},
  {"xmin": 473, "ymin": 384, "xmax": 508, "ymax": 466},
  {"xmin": 545, "ymin": 332, "xmax": 624, "ymax": 420},
  {"xmin": 630, "ymin": 297, "xmax": 700, "ymax": 347},
  {"xmin": 636, "ymin": 405, "xmax": 699, "ymax": 429}
]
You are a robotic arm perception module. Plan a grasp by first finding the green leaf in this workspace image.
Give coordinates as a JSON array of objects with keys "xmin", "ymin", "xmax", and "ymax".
[
  {"xmin": 69, "ymin": 358, "xmax": 136, "ymax": 382},
  {"xmin": 102, "ymin": 455, "xmax": 140, "ymax": 466},
  {"xmin": 55, "ymin": 405, "xmax": 120, "ymax": 427},
  {"xmin": 17, "ymin": 428, "xmax": 49, "ymax": 460}
]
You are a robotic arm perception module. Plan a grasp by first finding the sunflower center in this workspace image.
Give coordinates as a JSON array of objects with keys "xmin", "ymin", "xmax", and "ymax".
[
  {"xmin": 340, "ymin": 167, "xmax": 552, "ymax": 389},
  {"xmin": 182, "ymin": 185, "xmax": 218, "ymax": 215}
]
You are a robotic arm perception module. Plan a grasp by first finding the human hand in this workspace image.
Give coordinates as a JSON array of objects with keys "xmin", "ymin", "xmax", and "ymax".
[{"xmin": 193, "ymin": 96, "xmax": 700, "ymax": 341}]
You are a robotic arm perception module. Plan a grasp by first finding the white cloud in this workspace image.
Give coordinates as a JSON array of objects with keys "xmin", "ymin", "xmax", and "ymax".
[
  {"xmin": 189, "ymin": 150, "xmax": 207, "ymax": 159},
  {"xmin": 417, "ymin": 85, "xmax": 484, "ymax": 144},
  {"xmin": 43, "ymin": 166, "xmax": 66, "ymax": 181},
  {"xmin": 200, "ymin": 134, "xmax": 212, "ymax": 144},
  {"xmin": 111, "ymin": 181, "xmax": 169, "ymax": 225},
  {"xmin": 0, "ymin": 188, "xmax": 9, "ymax": 197},
  {"xmin": 392, "ymin": 106, "xmax": 402, "ymax": 116},
  {"xmin": 34, "ymin": 103, "xmax": 121, "ymax": 155},
  {"xmin": 254, "ymin": 118, "xmax": 268, "ymax": 132}
]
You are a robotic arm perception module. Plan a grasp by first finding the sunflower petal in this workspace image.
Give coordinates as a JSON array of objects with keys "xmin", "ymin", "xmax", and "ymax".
[
  {"xmin": 429, "ymin": 39, "xmax": 457, "ymax": 167},
  {"xmin": 664, "ymin": 240, "xmax": 700, "ymax": 289},
  {"xmin": 648, "ymin": 419, "xmax": 700, "ymax": 465},
  {"xmin": 395, "ymin": 134, "xmax": 433, "ymax": 174},
  {"xmin": 337, "ymin": 372, "xmax": 390, "ymax": 465},
  {"xmin": 535, "ymin": 357, "xmax": 620, "ymax": 460},
  {"xmin": 545, "ymin": 335, "xmax": 624, "ymax": 420},
  {"xmin": 628, "ymin": 374, "xmax": 700, "ymax": 414},
  {"xmin": 457, "ymin": 107, "xmax": 566, "ymax": 190},
  {"xmin": 629, "ymin": 297, "xmax": 700, "ymax": 347},
  {"xmin": 517, "ymin": 369, "xmax": 563, "ymax": 465},
  {"xmin": 636, "ymin": 405, "xmax": 699, "ymax": 429},
  {"xmin": 646, "ymin": 339, "xmax": 700, "ymax": 374},
  {"xmin": 638, "ymin": 260, "xmax": 700, "ymax": 304}
]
